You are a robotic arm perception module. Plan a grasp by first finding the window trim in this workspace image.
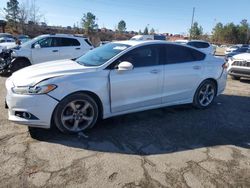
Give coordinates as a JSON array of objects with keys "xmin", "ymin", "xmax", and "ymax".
[{"xmin": 107, "ymin": 44, "xmax": 164, "ymax": 69}]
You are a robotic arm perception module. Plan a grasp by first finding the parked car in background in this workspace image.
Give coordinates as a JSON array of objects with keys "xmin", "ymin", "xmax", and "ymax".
[
  {"xmin": 225, "ymin": 45, "xmax": 240, "ymax": 55},
  {"xmin": 0, "ymin": 38, "xmax": 17, "ymax": 52},
  {"xmin": 17, "ymin": 35, "xmax": 30, "ymax": 44},
  {"xmin": 99, "ymin": 41, "xmax": 110, "ymax": 46},
  {"xmin": 0, "ymin": 33, "xmax": 14, "ymax": 39},
  {"xmin": 186, "ymin": 40, "xmax": 215, "ymax": 55},
  {"xmin": 130, "ymin": 35, "xmax": 166, "ymax": 41},
  {"xmin": 5, "ymin": 40, "xmax": 227, "ymax": 134},
  {"xmin": 227, "ymin": 52, "xmax": 250, "ymax": 80},
  {"xmin": 10, "ymin": 34, "xmax": 94, "ymax": 72},
  {"xmin": 174, "ymin": 39, "xmax": 189, "ymax": 45},
  {"xmin": 225, "ymin": 47, "xmax": 250, "ymax": 61}
]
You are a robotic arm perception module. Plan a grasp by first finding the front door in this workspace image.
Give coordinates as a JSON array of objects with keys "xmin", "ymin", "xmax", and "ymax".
[
  {"xmin": 31, "ymin": 37, "xmax": 60, "ymax": 64},
  {"xmin": 109, "ymin": 45, "xmax": 164, "ymax": 113}
]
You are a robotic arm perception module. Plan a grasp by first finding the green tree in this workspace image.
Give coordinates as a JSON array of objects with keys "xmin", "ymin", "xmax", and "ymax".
[
  {"xmin": 212, "ymin": 22, "xmax": 224, "ymax": 43},
  {"xmin": 189, "ymin": 22, "xmax": 203, "ymax": 39},
  {"xmin": 143, "ymin": 27, "xmax": 149, "ymax": 35},
  {"xmin": 138, "ymin": 29, "xmax": 142, "ymax": 35},
  {"xmin": 81, "ymin": 12, "xmax": 98, "ymax": 34},
  {"xmin": 239, "ymin": 19, "xmax": 249, "ymax": 44},
  {"xmin": 117, "ymin": 20, "xmax": 126, "ymax": 33},
  {"xmin": 4, "ymin": 0, "xmax": 20, "ymax": 30},
  {"xmin": 150, "ymin": 28, "xmax": 155, "ymax": 34}
]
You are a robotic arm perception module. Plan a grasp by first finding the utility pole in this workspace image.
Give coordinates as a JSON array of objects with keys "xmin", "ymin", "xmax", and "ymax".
[{"xmin": 190, "ymin": 7, "xmax": 195, "ymax": 40}]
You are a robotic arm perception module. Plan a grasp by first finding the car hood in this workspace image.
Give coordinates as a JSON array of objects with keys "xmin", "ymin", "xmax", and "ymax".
[
  {"xmin": 10, "ymin": 59, "xmax": 97, "ymax": 86},
  {"xmin": 233, "ymin": 53, "xmax": 250, "ymax": 61}
]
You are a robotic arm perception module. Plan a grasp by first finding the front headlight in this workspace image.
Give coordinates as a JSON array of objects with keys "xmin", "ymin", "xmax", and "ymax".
[{"xmin": 12, "ymin": 84, "xmax": 57, "ymax": 95}]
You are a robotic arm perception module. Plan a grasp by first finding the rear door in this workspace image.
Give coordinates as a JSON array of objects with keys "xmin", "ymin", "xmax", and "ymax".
[
  {"xmin": 109, "ymin": 44, "xmax": 164, "ymax": 113},
  {"xmin": 162, "ymin": 44, "xmax": 206, "ymax": 104},
  {"xmin": 57, "ymin": 37, "xmax": 82, "ymax": 59}
]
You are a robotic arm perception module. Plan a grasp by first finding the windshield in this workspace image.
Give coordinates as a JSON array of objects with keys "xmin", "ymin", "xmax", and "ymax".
[
  {"xmin": 20, "ymin": 35, "xmax": 44, "ymax": 48},
  {"xmin": 76, "ymin": 43, "xmax": 131, "ymax": 66}
]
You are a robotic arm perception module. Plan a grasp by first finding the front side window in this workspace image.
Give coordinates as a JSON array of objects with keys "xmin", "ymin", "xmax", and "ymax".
[
  {"xmin": 166, "ymin": 44, "xmax": 205, "ymax": 64},
  {"xmin": 117, "ymin": 45, "xmax": 160, "ymax": 68},
  {"xmin": 76, "ymin": 43, "xmax": 130, "ymax": 66},
  {"xmin": 32, "ymin": 37, "xmax": 54, "ymax": 48}
]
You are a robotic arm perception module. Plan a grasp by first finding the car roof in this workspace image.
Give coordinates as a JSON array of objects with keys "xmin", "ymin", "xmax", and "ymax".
[
  {"xmin": 39, "ymin": 34, "xmax": 88, "ymax": 38},
  {"xmin": 113, "ymin": 40, "xmax": 180, "ymax": 47}
]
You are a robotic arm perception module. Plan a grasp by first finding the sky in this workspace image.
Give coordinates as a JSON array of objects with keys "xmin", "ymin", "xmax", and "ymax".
[{"xmin": 0, "ymin": 0, "xmax": 250, "ymax": 34}]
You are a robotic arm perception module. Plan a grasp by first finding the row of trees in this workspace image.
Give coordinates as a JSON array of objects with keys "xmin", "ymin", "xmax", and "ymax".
[
  {"xmin": 3, "ymin": 0, "xmax": 250, "ymax": 44},
  {"xmin": 212, "ymin": 20, "xmax": 250, "ymax": 44},
  {"xmin": 81, "ymin": 12, "xmax": 156, "ymax": 35},
  {"xmin": 4, "ymin": 0, "xmax": 44, "ymax": 33}
]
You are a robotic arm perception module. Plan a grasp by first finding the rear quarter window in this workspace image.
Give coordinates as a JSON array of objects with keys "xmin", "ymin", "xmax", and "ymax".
[
  {"xmin": 166, "ymin": 44, "xmax": 205, "ymax": 64},
  {"xmin": 60, "ymin": 38, "xmax": 80, "ymax": 46}
]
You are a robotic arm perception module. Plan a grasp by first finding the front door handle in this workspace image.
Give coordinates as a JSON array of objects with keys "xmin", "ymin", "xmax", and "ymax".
[
  {"xmin": 52, "ymin": 50, "xmax": 58, "ymax": 52},
  {"xmin": 150, "ymin": 69, "xmax": 160, "ymax": 74},
  {"xmin": 193, "ymin": 65, "xmax": 201, "ymax": 70},
  {"xmin": 75, "ymin": 48, "xmax": 81, "ymax": 50}
]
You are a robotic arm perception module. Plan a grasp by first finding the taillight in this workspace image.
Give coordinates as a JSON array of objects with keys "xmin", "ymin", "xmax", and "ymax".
[{"xmin": 222, "ymin": 62, "xmax": 229, "ymax": 69}]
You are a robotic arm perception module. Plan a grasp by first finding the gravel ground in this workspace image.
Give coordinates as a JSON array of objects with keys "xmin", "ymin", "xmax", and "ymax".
[{"xmin": 0, "ymin": 76, "xmax": 250, "ymax": 188}]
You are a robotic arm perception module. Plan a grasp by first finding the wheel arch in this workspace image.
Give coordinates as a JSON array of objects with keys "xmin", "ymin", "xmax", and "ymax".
[
  {"xmin": 12, "ymin": 56, "xmax": 31, "ymax": 65},
  {"xmin": 50, "ymin": 90, "xmax": 104, "ymax": 128},
  {"xmin": 195, "ymin": 78, "xmax": 218, "ymax": 98}
]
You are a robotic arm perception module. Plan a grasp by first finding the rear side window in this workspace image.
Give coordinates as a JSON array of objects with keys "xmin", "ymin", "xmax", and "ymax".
[
  {"xmin": 60, "ymin": 38, "xmax": 80, "ymax": 46},
  {"xmin": 187, "ymin": 41, "xmax": 210, "ymax": 48},
  {"xmin": 84, "ymin": 39, "xmax": 92, "ymax": 46},
  {"xmin": 165, "ymin": 44, "xmax": 205, "ymax": 64}
]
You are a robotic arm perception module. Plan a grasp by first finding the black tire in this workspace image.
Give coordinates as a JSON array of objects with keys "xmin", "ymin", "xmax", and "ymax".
[
  {"xmin": 53, "ymin": 93, "xmax": 99, "ymax": 134},
  {"xmin": 231, "ymin": 75, "xmax": 240, "ymax": 80},
  {"xmin": 11, "ymin": 59, "xmax": 31, "ymax": 73},
  {"xmin": 193, "ymin": 80, "xmax": 217, "ymax": 109},
  {"xmin": 28, "ymin": 127, "xmax": 44, "ymax": 139},
  {"xmin": 0, "ymin": 69, "xmax": 11, "ymax": 77}
]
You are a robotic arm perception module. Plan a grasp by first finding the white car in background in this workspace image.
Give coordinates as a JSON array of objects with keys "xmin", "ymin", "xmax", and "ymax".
[
  {"xmin": 5, "ymin": 40, "xmax": 227, "ymax": 134},
  {"xmin": 227, "ymin": 53, "xmax": 250, "ymax": 80},
  {"xmin": 225, "ymin": 45, "xmax": 240, "ymax": 55},
  {"xmin": 174, "ymin": 40, "xmax": 215, "ymax": 55},
  {"xmin": 10, "ymin": 34, "xmax": 93, "ymax": 72},
  {"xmin": 0, "ymin": 38, "xmax": 17, "ymax": 52},
  {"xmin": 186, "ymin": 40, "xmax": 215, "ymax": 55}
]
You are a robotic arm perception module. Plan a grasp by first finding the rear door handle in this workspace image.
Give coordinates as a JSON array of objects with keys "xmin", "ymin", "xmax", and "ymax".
[
  {"xmin": 75, "ymin": 48, "xmax": 81, "ymax": 50},
  {"xmin": 150, "ymin": 69, "xmax": 160, "ymax": 74},
  {"xmin": 52, "ymin": 50, "xmax": 58, "ymax": 52},
  {"xmin": 193, "ymin": 65, "xmax": 201, "ymax": 70}
]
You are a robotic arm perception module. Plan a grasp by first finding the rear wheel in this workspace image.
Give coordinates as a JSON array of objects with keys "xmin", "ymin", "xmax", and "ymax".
[
  {"xmin": 193, "ymin": 80, "xmax": 217, "ymax": 109},
  {"xmin": 11, "ymin": 59, "xmax": 31, "ymax": 73},
  {"xmin": 231, "ymin": 75, "xmax": 240, "ymax": 80},
  {"xmin": 53, "ymin": 93, "xmax": 99, "ymax": 134}
]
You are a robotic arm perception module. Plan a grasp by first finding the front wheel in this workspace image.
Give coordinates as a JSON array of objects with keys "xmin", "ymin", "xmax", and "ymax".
[
  {"xmin": 53, "ymin": 93, "xmax": 99, "ymax": 134},
  {"xmin": 193, "ymin": 80, "xmax": 217, "ymax": 109},
  {"xmin": 11, "ymin": 59, "xmax": 31, "ymax": 73}
]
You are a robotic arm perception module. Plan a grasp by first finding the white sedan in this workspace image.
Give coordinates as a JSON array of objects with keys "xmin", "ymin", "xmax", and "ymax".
[{"xmin": 5, "ymin": 40, "xmax": 227, "ymax": 134}]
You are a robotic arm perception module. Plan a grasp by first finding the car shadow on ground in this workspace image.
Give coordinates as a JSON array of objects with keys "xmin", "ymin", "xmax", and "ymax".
[{"xmin": 30, "ymin": 94, "xmax": 250, "ymax": 155}]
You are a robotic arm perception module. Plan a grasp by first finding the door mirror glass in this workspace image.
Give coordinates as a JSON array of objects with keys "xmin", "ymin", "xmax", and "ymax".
[
  {"xmin": 118, "ymin": 61, "xmax": 133, "ymax": 71},
  {"xmin": 34, "ymin": 44, "xmax": 41, "ymax": 49}
]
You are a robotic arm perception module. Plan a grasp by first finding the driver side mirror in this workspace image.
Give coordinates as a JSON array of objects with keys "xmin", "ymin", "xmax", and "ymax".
[
  {"xmin": 34, "ymin": 44, "xmax": 41, "ymax": 49},
  {"xmin": 118, "ymin": 61, "xmax": 134, "ymax": 71}
]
